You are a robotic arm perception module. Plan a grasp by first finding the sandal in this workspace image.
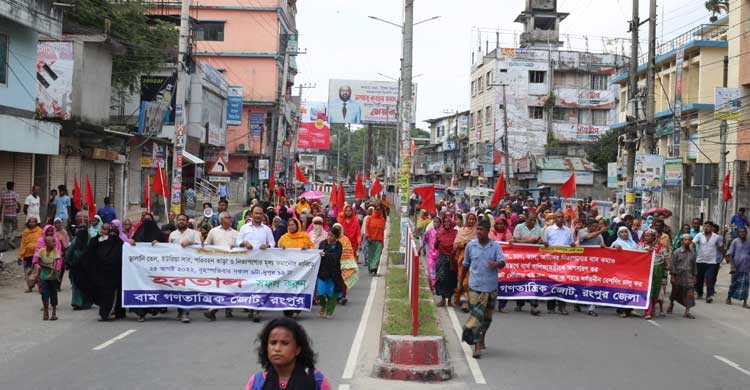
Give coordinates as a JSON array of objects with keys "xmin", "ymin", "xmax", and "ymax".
[
  {"xmin": 618, "ymin": 313, "xmax": 627, "ymax": 318},
  {"xmin": 436, "ymin": 300, "xmax": 446, "ymax": 307},
  {"xmin": 666, "ymin": 305, "xmax": 673, "ymax": 314},
  {"xmin": 683, "ymin": 313, "xmax": 695, "ymax": 319},
  {"xmin": 588, "ymin": 311, "xmax": 598, "ymax": 317},
  {"xmin": 461, "ymin": 305, "xmax": 469, "ymax": 313}
]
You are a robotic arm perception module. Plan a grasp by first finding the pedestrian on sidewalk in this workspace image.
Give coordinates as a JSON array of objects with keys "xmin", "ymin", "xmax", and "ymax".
[
  {"xmin": 65, "ymin": 223, "xmax": 93, "ymax": 310},
  {"xmin": 245, "ymin": 318, "xmax": 332, "ymax": 390},
  {"xmin": 454, "ymin": 212, "xmax": 478, "ymax": 312},
  {"xmin": 461, "ymin": 219, "xmax": 506, "ymax": 359},
  {"xmin": 435, "ymin": 217, "xmax": 458, "ymax": 307},
  {"xmin": 278, "ymin": 217, "xmax": 315, "ymax": 318},
  {"xmin": 364, "ymin": 205, "xmax": 386, "ymax": 276},
  {"xmin": 18, "ymin": 216, "xmax": 42, "ymax": 292},
  {"xmin": 34, "ymin": 235, "xmax": 63, "ymax": 321},
  {"xmin": 317, "ymin": 226, "xmax": 343, "ymax": 319},
  {"xmin": 668, "ymin": 234, "xmax": 697, "ymax": 318},
  {"xmin": 726, "ymin": 226, "xmax": 750, "ymax": 308},
  {"xmin": 512, "ymin": 210, "xmax": 543, "ymax": 315},
  {"xmin": 1, "ymin": 181, "xmax": 21, "ymax": 249},
  {"xmin": 693, "ymin": 221, "xmax": 723, "ymax": 303}
]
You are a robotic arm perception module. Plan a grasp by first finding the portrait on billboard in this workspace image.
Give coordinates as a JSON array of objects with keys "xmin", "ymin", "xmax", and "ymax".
[{"xmin": 328, "ymin": 84, "xmax": 362, "ymax": 123}]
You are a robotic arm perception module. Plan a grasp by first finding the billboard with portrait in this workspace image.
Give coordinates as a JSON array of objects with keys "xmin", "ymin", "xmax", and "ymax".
[
  {"xmin": 634, "ymin": 154, "xmax": 665, "ymax": 192},
  {"xmin": 328, "ymin": 79, "xmax": 402, "ymax": 124}
]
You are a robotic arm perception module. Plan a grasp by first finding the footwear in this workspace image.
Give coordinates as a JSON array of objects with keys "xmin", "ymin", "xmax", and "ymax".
[
  {"xmin": 43, "ymin": 307, "xmax": 49, "ymax": 321},
  {"xmin": 618, "ymin": 313, "xmax": 627, "ymax": 318},
  {"xmin": 137, "ymin": 316, "xmax": 145, "ymax": 323},
  {"xmin": 50, "ymin": 307, "xmax": 57, "ymax": 321},
  {"xmin": 683, "ymin": 313, "xmax": 695, "ymax": 319},
  {"xmin": 558, "ymin": 310, "xmax": 569, "ymax": 316},
  {"xmin": 251, "ymin": 311, "xmax": 260, "ymax": 323},
  {"xmin": 588, "ymin": 310, "xmax": 598, "ymax": 317},
  {"xmin": 204, "ymin": 311, "xmax": 216, "ymax": 321},
  {"xmin": 644, "ymin": 314, "xmax": 652, "ymax": 320},
  {"xmin": 472, "ymin": 345, "xmax": 481, "ymax": 359},
  {"xmin": 325, "ymin": 314, "xmax": 334, "ymax": 319},
  {"xmin": 461, "ymin": 305, "xmax": 469, "ymax": 313},
  {"xmin": 666, "ymin": 304, "xmax": 674, "ymax": 314},
  {"xmin": 514, "ymin": 306, "xmax": 523, "ymax": 312},
  {"xmin": 339, "ymin": 298, "xmax": 348, "ymax": 306},
  {"xmin": 225, "ymin": 309, "xmax": 234, "ymax": 318},
  {"xmin": 436, "ymin": 300, "xmax": 446, "ymax": 307},
  {"xmin": 181, "ymin": 314, "xmax": 190, "ymax": 324},
  {"xmin": 706, "ymin": 297, "xmax": 713, "ymax": 304},
  {"xmin": 726, "ymin": 298, "xmax": 732, "ymax": 305}
]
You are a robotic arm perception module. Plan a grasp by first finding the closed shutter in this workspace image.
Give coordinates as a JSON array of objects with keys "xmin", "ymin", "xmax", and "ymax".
[
  {"xmin": 48, "ymin": 155, "xmax": 82, "ymax": 192},
  {"xmin": 80, "ymin": 159, "xmax": 112, "ymax": 210},
  {"xmin": 0, "ymin": 152, "xmax": 33, "ymax": 219},
  {"xmin": 128, "ymin": 147, "xmax": 142, "ymax": 205}
]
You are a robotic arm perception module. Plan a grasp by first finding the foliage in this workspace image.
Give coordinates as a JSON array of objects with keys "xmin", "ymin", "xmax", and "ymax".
[
  {"xmin": 65, "ymin": 0, "xmax": 179, "ymax": 93},
  {"xmin": 585, "ymin": 128, "xmax": 619, "ymax": 170},
  {"xmin": 411, "ymin": 128, "xmax": 430, "ymax": 138},
  {"xmin": 327, "ymin": 124, "xmax": 397, "ymax": 180},
  {"xmin": 705, "ymin": 0, "xmax": 729, "ymax": 22}
]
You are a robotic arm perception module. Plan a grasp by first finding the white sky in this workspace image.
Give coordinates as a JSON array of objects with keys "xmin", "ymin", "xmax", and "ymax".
[{"xmin": 295, "ymin": 0, "xmax": 714, "ymax": 128}]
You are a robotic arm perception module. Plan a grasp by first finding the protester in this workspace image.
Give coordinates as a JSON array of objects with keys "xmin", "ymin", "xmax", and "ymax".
[
  {"xmin": 54, "ymin": 187, "xmax": 71, "ymax": 229},
  {"xmin": 638, "ymin": 229, "xmax": 667, "ymax": 319},
  {"xmin": 340, "ymin": 205, "xmax": 361, "ymax": 255},
  {"xmin": 200, "ymin": 211, "xmax": 239, "ymax": 320},
  {"xmin": 653, "ymin": 220, "xmax": 673, "ymax": 316},
  {"xmin": 18, "ymin": 216, "xmax": 42, "ymax": 292},
  {"xmin": 34, "ymin": 235, "xmax": 63, "ymax": 321},
  {"xmin": 693, "ymin": 221, "xmax": 723, "ymax": 303},
  {"xmin": 726, "ymin": 226, "xmax": 750, "ymax": 308},
  {"xmin": 88, "ymin": 215, "xmax": 103, "ymax": 238},
  {"xmin": 209, "ymin": 199, "xmax": 233, "ymax": 227},
  {"xmin": 168, "ymin": 214, "xmax": 202, "ymax": 323},
  {"xmin": 543, "ymin": 211, "xmax": 575, "ymax": 315},
  {"xmin": 244, "ymin": 318, "xmax": 331, "ymax": 390},
  {"xmin": 364, "ymin": 205, "xmax": 386, "ymax": 276},
  {"xmin": 308, "ymin": 216, "xmax": 327, "ymax": 248},
  {"xmin": 235, "ymin": 205, "xmax": 276, "ymax": 322},
  {"xmin": 730, "ymin": 208, "xmax": 748, "ymax": 238},
  {"xmin": 461, "ymin": 219, "xmax": 505, "ymax": 359},
  {"xmin": 65, "ymin": 223, "xmax": 93, "ymax": 310},
  {"xmin": 52, "ymin": 218, "xmax": 71, "ymax": 290},
  {"xmin": 673, "ymin": 224, "xmax": 691, "ymax": 250},
  {"xmin": 422, "ymin": 216, "xmax": 441, "ymax": 291},
  {"xmin": 1, "ymin": 181, "xmax": 21, "ymax": 249},
  {"xmin": 434, "ymin": 217, "xmax": 458, "ymax": 307},
  {"xmin": 454, "ymin": 212, "xmax": 478, "ymax": 312},
  {"xmin": 669, "ymin": 234, "xmax": 697, "ymax": 318},
  {"xmin": 576, "ymin": 218, "xmax": 604, "ymax": 316},
  {"xmin": 129, "ymin": 213, "xmax": 166, "ymax": 322},
  {"xmin": 332, "ymin": 223, "xmax": 358, "ymax": 305},
  {"xmin": 610, "ymin": 226, "xmax": 638, "ymax": 318},
  {"xmin": 512, "ymin": 210, "xmax": 542, "ymax": 315},
  {"xmin": 318, "ymin": 226, "xmax": 344, "ymax": 319},
  {"xmin": 278, "ymin": 217, "xmax": 314, "ymax": 319},
  {"xmin": 24, "ymin": 185, "xmax": 41, "ymax": 222},
  {"xmin": 296, "ymin": 197, "xmax": 312, "ymax": 220},
  {"xmin": 97, "ymin": 197, "xmax": 117, "ymax": 223}
]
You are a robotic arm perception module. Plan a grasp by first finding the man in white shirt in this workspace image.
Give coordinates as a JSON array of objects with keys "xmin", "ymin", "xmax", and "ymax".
[
  {"xmin": 236, "ymin": 205, "xmax": 275, "ymax": 250},
  {"xmin": 24, "ymin": 185, "xmax": 41, "ymax": 222},
  {"xmin": 543, "ymin": 211, "xmax": 575, "ymax": 315},
  {"xmin": 203, "ymin": 211, "xmax": 239, "ymax": 321},
  {"xmin": 692, "ymin": 220, "xmax": 723, "ymax": 302},
  {"xmin": 169, "ymin": 214, "xmax": 202, "ymax": 323}
]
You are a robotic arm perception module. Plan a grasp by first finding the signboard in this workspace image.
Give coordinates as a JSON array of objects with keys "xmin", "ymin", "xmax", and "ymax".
[
  {"xmin": 715, "ymin": 87, "xmax": 742, "ymax": 121},
  {"xmin": 298, "ymin": 101, "xmax": 331, "ymax": 150},
  {"xmin": 37, "ymin": 41, "xmax": 74, "ymax": 120},
  {"xmin": 122, "ymin": 244, "xmax": 320, "ymax": 311},
  {"xmin": 687, "ymin": 133, "xmax": 698, "ymax": 159},
  {"xmin": 539, "ymin": 170, "xmax": 594, "ymax": 185},
  {"xmin": 497, "ymin": 244, "xmax": 654, "ymax": 309},
  {"xmin": 607, "ymin": 162, "xmax": 618, "ymax": 188},
  {"xmin": 672, "ymin": 48, "xmax": 684, "ymax": 158},
  {"xmin": 226, "ymin": 86, "xmax": 243, "ymax": 126},
  {"xmin": 250, "ymin": 112, "xmax": 264, "ymax": 136},
  {"xmin": 171, "ymin": 125, "xmax": 185, "ymax": 214},
  {"xmin": 634, "ymin": 154, "xmax": 665, "ymax": 192},
  {"xmin": 258, "ymin": 159, "xmax": 269, "ymax": 180},
  {"xmin": 207, "ymin": 175, "xmax": 230, "ymax": 183},
  {"xmin": 552, "ymin": 123, "xmax": 607, "ymax": 143},
  {"xmin": 328, "ymin": 79, "xmax": 412, "ymax": 124},
  {"xmin": 209, "ymin": 156, "xmax": 229, "ymax": 175},
  {"xmin": 141, "ymin": 142, "xmax": 166, "ymax": 168},
  {"xmin": 664, "ymin": 158, "xmax": 683, "ymax": 186}
]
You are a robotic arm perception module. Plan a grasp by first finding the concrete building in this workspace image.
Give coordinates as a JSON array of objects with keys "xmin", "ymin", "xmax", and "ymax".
[
  {"xmin": 469, "ymin": 0, "xmax": 626, "ymax": 193},
  {"xmin": 421, "ymin": 111, "xmax": 469, "ymax": 186}
]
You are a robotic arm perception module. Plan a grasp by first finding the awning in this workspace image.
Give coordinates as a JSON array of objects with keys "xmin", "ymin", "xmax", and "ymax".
[{"xmin": 182, "ymin": 150, "xmax": 204, "ymax": 165}]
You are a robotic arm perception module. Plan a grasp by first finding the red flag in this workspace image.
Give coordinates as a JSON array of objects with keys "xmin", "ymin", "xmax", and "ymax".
[
  {"xmin": 330, "ymin": 182, "xmax": 339, "ymax": 212},
  {"xmin": 144, "ymin": 176, "xmax": 151, "ymax": 213},
  {"xmin": 337, "ymin": 181, "xmax": 345, "ymax": 210},
  {"xmin": 84, "ymin": 176, "xmax": 96, "ymax": 220},
  {"xmin": 370, "ymin": 178, "xmax": 383, "ymax": 197},
  {"xmin": 490, "ymin": 172, "xmax": 506, "ymax": 209},
  {"xmin": 72, "ymin": 178, "xmax": 82, "ymax": 210},
  {"xmin": 560, "ymin": 173, "xmax": 576, "ymax": 199},
  {"xmin": 354, "ymin": 174, "xmax": 366, "ymax": 199},
  {"xmin": 152, "ymin": 164, "xmax": 169, "ymax": 198},
  {"xmin": 268, "ymin": 175, "xmax": 275, "ymax": 197},
  {"xmin": 723, "ymin": 172, "xmax": 732, "ymax": 201},
  {"xmin": 295, "ymin": 164, "xmax": 308, "ymax": 184},
  {"xmin": 413, "ymin": 185, "xmax": 436, "ymax": 215}
]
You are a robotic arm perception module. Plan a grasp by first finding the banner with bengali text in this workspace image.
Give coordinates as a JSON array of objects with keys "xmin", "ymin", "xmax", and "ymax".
[
  {"xmin": 497, "ymin": 244, "xmax": 654, "ymax": 309},
  {"xmin": 122, "ymin": 244, "xmax": 320, "ymax": 310}
]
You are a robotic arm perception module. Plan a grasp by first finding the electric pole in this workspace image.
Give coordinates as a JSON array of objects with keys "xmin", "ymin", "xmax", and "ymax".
[
  {"xmin": 172, "ymin": 0, "xmax": 191, "ymax": 216},
  {"xmin": 644, "ymin": 0, "xmax": 657, "ymax": 153},
  {"xmin": 271, "ymin": 46, "xmax": 289, "ymax": 191},
  {"xmin": 501, "ymin": 84, "xmax": 510, "ymax": 190},
  {"xmin": 719, "ymin": 55, "xmax": 729, "ymax": 232},
  {"xmin": 625, "ymin": 0, "xmax": 639, "ymax": 210},
  {"xmin": 399, "ymin": 0, "xmax": 414, "ymax": 205}
]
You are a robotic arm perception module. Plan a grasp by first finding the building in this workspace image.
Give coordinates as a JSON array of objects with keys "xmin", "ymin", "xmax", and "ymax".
[
  {"xmin": 469, "ymin": 0, "xmax": 626, "ymax": 193},
  {"xmin": 422, "ymin": 111, "xmax": 469, "ymax": 185},
  {"xmin": 0, "ymin": 0, "xmax": 63, "ymax": 215}
]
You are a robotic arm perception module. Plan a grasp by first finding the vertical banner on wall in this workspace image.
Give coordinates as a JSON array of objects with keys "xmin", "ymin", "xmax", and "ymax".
[
  {"xmin": 226, "ymin": 86, "xmax": 243, "ymax": 126},
  {"xmin": 607, "ymin": 162, "xmax": 618, "ymax": 189},
  {"xmin": 672, "ymin": 48, "xmax": 684, "ymax": 157},
  {"xmin": 634, "ymin": 154, "xmax": 665, "ymax": 192},
  {"xmin": 37, "ymin": 41, "xmax": 74, "ymax": 120},
  {"xmin": 664, "ymin": 159, "xmax": 683, "ymax": 186}
]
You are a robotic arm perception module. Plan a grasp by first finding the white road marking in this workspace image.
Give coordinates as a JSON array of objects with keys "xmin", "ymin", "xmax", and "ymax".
[
  {"xmin": 647, "ymin": 320, "xmax": 661, "ymax": 327},
  {"xmin": 714, "ymin": 355, "xmax": 750, "ymax": 377},
  {"xmin": 92, "ymin": 329, "xmax": 137, "ymax": 351},
  {"xmin": 341, "ymin": 275, "xmax": 378, "ymax": 379},
  {"xmin": 337, "ymin": 385, "xmax": 350, "ymax": 390},
  {"xmin": 446, "ymin": 306, "xmax": 487, "ymax": 384}
]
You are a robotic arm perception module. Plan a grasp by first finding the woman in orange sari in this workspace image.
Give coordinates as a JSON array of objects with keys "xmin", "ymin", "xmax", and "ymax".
[
  {"xmin": 454, "ymin": 212, "xmax": 478, "ymax": 312},
  {"xmin": 333, "ymin": 223, "xmax": 358, "ymax": 305}
]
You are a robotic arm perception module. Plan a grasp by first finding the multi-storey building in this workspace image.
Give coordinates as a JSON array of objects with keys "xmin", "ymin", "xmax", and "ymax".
[{"xmin": 421, "ymin": 111, "xmax": 469, "ymax": 185}]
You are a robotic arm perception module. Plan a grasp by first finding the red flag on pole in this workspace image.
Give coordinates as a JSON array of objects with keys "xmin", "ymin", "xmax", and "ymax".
[
  {"xmin": 152, "ymin": 164, "xmax": 169, "ymax": 198},
  {"xmin": 268, "ymin": 175, "xmax": 275, "ymax": 197},
  {"xmin": 370, "ymin": 179, "xmax": 383, "ymax": 197},
  {"xmin": 490, "ymin": 172, "xmax": 506, "ymax": 209},
  {"xmin": 295, "ymin": 164, "xmax": 308, "ymax": 184},
  {"xmin": 330, "ymin": 182, "xmax": 339, "ymax": 212},
  {"xmin": 337, "ymin": 181, "xmax": 345, "ymax": 210},
  {"xmin": 560, "ymin": 173, "xmax": 576, "ymax": 199},
  {"xmin": 354, "ymin": 174, "xmax": 366, "ymax": 200},
  {"xmin": 413, "ymin": 185, "xmax": 436, "ymax": 215},
  {"xmin": 84, "ymin": 176, "xmax": 96, "ymax": 220},
  {"xmin": 144, "ymin": 176, "xmax": 151, "ymax": 213},
  {"xmin": 72, "ymin": 178, "xmax": 82, "ymax": 210},
  {"xmin": 723, "ymin": 172, "xmax": 732, "ymax": 201}
]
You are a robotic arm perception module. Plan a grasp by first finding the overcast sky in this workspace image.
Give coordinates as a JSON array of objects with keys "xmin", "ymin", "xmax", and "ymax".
[{"xmin": 295, "ymin": 0, "xmax": 714, "ymax": 129}]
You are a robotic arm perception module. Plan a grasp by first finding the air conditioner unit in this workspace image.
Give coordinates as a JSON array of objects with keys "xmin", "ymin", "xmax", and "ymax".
[{"xmin": 237, "ymin": 143, "xmax": 247, "ymax": 151}]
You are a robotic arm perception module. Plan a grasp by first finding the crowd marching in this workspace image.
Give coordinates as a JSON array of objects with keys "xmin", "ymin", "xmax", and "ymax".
[
  {"xmin": 0, "ymin": 180, "xmax": 392, "ymax": 326},
  {"xmin": 414, "ymin": 191, "xmax": 750, "ymax": 358}
]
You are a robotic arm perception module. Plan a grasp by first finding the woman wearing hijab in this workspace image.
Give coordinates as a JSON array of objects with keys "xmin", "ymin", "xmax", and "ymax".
[
  {"xmin": 66, "ymin": 224, "xmax": 93, "ymax": 310},
  {"xmin": 278, "ymin": 218, "xmax": 315, "ymax": 318},
  {"xmin": 88, "ymin": 224, "xmax": 126, "ymax": 321},
  {"xmin": 489, "ymin": 217, "xmax": 513, "ymax": 242},
  {"xmin": 434, "ymin": 217, "xmax": 458, "ymax": 307},
  {"xmin": 52, "ymin": 218, "xmax": 70, "ymax": 290},
  {"xmin": 128, "ymin": 213, "xmax": 166, "ymax": 322},
  {"xmin": 88, "ymin": 215, "xmax": 103, "ymax": 238},
  {"xmin": 454, "ymin": 212, "xmax": 478, "ymax": 312},
  {"xmin": 332, "ymin": 223, "xmax": 358, "ymax": 305},
  {"xmin": 422, "ymin": 217, "xmax": 441, "ymax": 291},
  {"xmin": 340, "ymin": 205, "xmax": 361, "ymax": 255},
  {"xmin": 111, "ymin": 219, "xmax": 131, "ymax": 242},
  {"xmin": 308, "ymin": 216, "xmax": 328, "ymax": 249},
  {"xmin": 35, "ymin": 235, "xmax": 63, "ymax": 320},
  {"xmin": 121, "ymin": 218, "xmax": 134, "ymax": 239},
  {"xmin": 18, "ymin": 217, "xmax": 43, "ymax": 293},
  {"xmin": 638, "ymin": 229, "xmax": 668, "ymax": 319},
  {"xmin": 611, "ymin": 226, "xmax": 639, "ymax": 317},
  {"xmin": 364, "ymin": 205, "xmax": 386, "ymax": 276},
  {"xmin": 272, "ymin": 216, "xmax": 287, "ymax": 244}
]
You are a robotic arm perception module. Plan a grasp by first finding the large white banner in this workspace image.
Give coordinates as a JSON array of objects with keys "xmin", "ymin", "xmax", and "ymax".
[
  {"xmin": 328, "ymin": 79, "xmax": 407, "ymax": 124},
  {"xmin": 37, "ymin": 41, "xmax": 74, "ymax": 120},
  {"xmin": 122, "ymin": 244, "xmax": 320, "ymax": 310}
]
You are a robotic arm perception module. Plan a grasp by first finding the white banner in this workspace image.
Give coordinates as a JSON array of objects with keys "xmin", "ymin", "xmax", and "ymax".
[
  {"xmin": 122, "ymin": 244, "xmax": 320, "ymax": 310},
  {"xmin": 328, "ymin": 79, "xmax": 415, "ymax": 124}
]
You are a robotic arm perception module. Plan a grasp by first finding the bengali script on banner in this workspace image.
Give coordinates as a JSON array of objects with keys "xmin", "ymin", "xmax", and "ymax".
[
  {"xmin": 497, "ymin": 245, "xmax": 654, "ymax": 309},
  {"xmin": 122, "ymin": 244, "xmax": 320, "ymax": 310}
]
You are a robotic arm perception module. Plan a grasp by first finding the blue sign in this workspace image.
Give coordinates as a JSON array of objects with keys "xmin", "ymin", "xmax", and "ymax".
[
  {"xmin": 226, "ymin": 86, "xmax": 243, "ymax": 126},
  {"xmin": 250, "ymin": 112, "xmax": 265, "ymax": 136}
]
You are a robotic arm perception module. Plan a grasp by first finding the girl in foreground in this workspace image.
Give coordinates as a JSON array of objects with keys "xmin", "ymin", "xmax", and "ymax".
[{"xmin": 245, "ymin": 318, "xmax": 331, "ymax": 390}]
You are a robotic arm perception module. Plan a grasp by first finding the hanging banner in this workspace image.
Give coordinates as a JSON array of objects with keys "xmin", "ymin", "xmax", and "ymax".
[
  {"xmin": 607, "ymin": 162, "xmax": 618, "ymax": 188},
  {"xmin": 122, "ymin": 244, "xmax": 321, "ymax": 310},
  {"xmin": 226, "ymin": 86, "xmax": 243, "ymax": 126},
  {"xmin": 37, "ymin": 41, "xmax": 74, "ymax": 120},
  {"xmin": 497, "ymin": 244, "xmax": 654, "ymax": 309},
  {"xmin": 250, "ymin": 112, "xmax": 265, "ymax": 136},
  {"xmin": 672, "ymin": 48, "xmax": 684, "ymax": 157},
  {"xmin": 298, "ymin": 101, "xmax": 331, "ymax": 150},
  {"xmin": 634, "ymin": 154, "xmax": 665, "ymax": 192},
  {"xmin": 258, "ymin": 159, "xmax": 269, "ymax": 180},
  {"xmin": 664, "ymin": 158, "xmax": 683, "ymax": 186}
]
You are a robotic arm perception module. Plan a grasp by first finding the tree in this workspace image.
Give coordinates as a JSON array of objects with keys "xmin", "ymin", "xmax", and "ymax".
[
  {"xmin": 705, "ymin": 0, "xmax": 729, "ymax": 22},
  {"xmin": 65, "ymin": 1, "xmax": 179, "ymax": 94},
  {"xmin": 585, "ymin": 129, "xmax": 619, "ymax": 171},
  {"xmin": 411, "ymin": 128, "xmax": 430, "ymax": 138}
]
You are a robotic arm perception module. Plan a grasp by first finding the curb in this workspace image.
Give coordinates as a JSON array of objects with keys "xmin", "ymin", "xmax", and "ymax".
[{"xmin": 373, "ymin": 333, "xmax": 453, "ymax": 382}]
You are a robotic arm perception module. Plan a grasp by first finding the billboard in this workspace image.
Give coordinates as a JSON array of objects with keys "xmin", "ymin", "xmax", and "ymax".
[
  {"xmin": 634, "ymin": 154, "xmax": 665, "ymax": 192},
  {"xmin": 297, "ymin": 101, "xmax": 330, "ymax": 150},
  {"xmin": 715, "ymin": 87, "xmax": 742, "ymax": 121},
  {"xmin": 226, "ymin": 86, "xmax": 243, "ymax": 126},
  {"xmin": 37, "ymin": 41, "xmax": 74, "ymax": 120},
  {"xmin": 138, "ymin": 74, "xmax": 177, "ymax": 136},
  {"xmin": 664, "ymin": 158, "xmax": 683, "ymax": 186},
  {"xmin": 328, "ymin": 79, "xmax": 403, "ymax": 124},
  {"xmin": 607, "ymin": 162, "xmax": 618, "ymax": 189}
]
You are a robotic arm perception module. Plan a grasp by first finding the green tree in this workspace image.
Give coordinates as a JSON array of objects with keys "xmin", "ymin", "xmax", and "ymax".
[
  {"xmin": 65, "ymin": 1, "xmax": 178, "ymax": 93},
  {"xmin": 585, "ymin": 129, "xmax": 619, "ymax": 170},
  {"xmin": 411, "ymin": 128, "xmax": 430, "ymax": 138},
  {"xmin": 705, "ymin": 0, "xmax": 729, "ymax": 22}
]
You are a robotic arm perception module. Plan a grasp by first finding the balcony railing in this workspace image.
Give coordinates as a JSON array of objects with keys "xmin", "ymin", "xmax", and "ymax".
[{"xmin": 637, "ymin": 22, "xmax": 728, "ymax": 64}]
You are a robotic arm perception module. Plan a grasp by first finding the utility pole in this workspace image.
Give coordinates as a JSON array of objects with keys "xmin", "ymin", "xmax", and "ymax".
[
  {"xmin": 271, "ymin": 47, "xmax": 290, "ymax": 191},
  {"xmin": 172, "ymin": 0, "xmax": 191, "ymax": 216},
  {"xmin": 366, "ymin": 124, "xmax": 373, "ymax": 178},
  {"xmin": 399, "ymin": 0, "xmax": 414, "ymax": 205},
  {"xmin": 501, "ymin": 84, "xmax": 510, "ymax": 190},
  {"xmin": 644, "ymin": 0, "xmax": 657, "ymax": 153},
  {"xmin": 719, "ymin": 55, "xmax": 729, "ymax": 232},
  {"xmin": 625, "ymin": 0, "xmax": 639, "ymax": 211}
]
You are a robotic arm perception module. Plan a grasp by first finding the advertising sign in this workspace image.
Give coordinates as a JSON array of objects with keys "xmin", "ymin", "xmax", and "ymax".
[
  {"xmin": 250, "ymin": 112, "xmax": 264, "ymax": 136},
  {"xmin": 539, "ymin": 170, "xmax": 594, "ymax": 185},
  {"xmin": 258, "ymin": 159, "xmax": 269, "ymax": 180},
  {"xmin": 715, "ymin": 87, "xmax": 742, "ymax": 121},
  {"xmin": 672, "ymin": 48, "xmax": 684, "ymax": 157},
  {"xmin": 634, "ymin": 154, "xmax": 665, "ymax": 192},
  {"xmin": 497, "ymin": 245, "xmax": 654, "ymax": 309},
  {"xmin": 607, "ymin": 162, "xmax": 618, "ymax": 188},
  {"xmin": 141, "ymin": 142, "xmax": 166, "ymax": 168},
  {"xmin": 664, "ymin": 158, "xmax": 683, "ymax": 186},
  {"xmin": 328, "ymin": 79, "xmax": 409, "ymax": 124},
  {"xmin": 122, "ymin": 244, "xmax": 320, "ymax": 310},
  {"xmin": 687, "ymin": 134, "xmax": 698, "ymax": 159},
  {"xmin": 37, "ymin": 41, "xmax": 74, "ymax": 120},
  {"xmin": 298, "ymin": 101, "xmax": 331, "ymax": 150},
  {"xmin": 226, "ymin": 86, "xmax": 243, "ymax": 126}
]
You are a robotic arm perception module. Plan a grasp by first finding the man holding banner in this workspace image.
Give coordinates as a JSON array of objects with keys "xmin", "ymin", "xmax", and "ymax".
[{"xmin": 543, "ymin": 211, "xmax": 575, "ymax": 315}]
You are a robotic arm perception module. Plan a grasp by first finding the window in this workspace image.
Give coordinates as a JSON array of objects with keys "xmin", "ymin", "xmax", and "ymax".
[
  {"xmin": 485, "ymin": 106, "xmax": 492, "ymax": 124},
  {"xmin": 534, "ymin": 16, "xmax": 556, "ymax": 30},
  {"xmin": 529, "ymin": 70, "xmax": 546, "ymax": 84},
  {"xmin": 195, "ymin": 21, "xmax": 225, "ymax": 41},
  {"xmin": 0, "ymin": 34, "xmax": 7, "ymax": 85},
  {"xmin": 591, "ymin": 74, "xmax": 609, "ymax": 90},
  {"xmin": 486, "ymin": 70, "xmax": 492, "ymax": 88},
  {"xmin": 592, "ymin": 110, "xmax": 608, "ymax": 126},
  {"xmin": 471, "ymin": 80, "xmax": 476, "ymax": 97},
  {"xmin": 437, "ymin": 125, "xmax": 445, "ymax": 138},
  {"xmin": 528, "ymin": 106, "xmax": 544, "ymax": 119},
  {"xmin": 577, "ymin": 110, "xmax": 590, "ymax": 124},
  {"xmin": 477, "ymin": 109, "xmax": 483, "ymax": 127},
  {"xmin": 477, "ymin": 76, "xmax": 484, "ymax": 93},
  {"xmin": 470, "ymin": 112, "xmax": 475, "ymax": 128},
  {"xmin": 552, "ymin": 109, "xmax": 567, "ymax": 121}
]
